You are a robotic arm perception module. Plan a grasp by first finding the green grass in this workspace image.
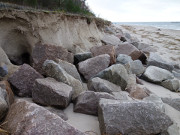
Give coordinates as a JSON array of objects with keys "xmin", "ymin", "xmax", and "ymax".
[{"xmin": 0, "ymin": 0, "xmax": 95, "ymax": 16}]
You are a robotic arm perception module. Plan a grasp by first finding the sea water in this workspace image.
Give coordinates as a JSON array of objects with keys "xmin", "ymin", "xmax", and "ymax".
[{"xmin": 114, "ymin": 22, "xmax": 180, "ymax": 30}]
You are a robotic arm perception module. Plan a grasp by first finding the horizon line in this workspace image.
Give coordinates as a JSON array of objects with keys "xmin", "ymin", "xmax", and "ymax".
[{"xmin": 113, "ymin": 21, "xmax": 180, "ymax": 23}]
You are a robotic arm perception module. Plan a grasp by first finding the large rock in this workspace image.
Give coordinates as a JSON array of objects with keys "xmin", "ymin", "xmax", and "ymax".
[
  {"xmin": 141, "ymin": 46, "xmax": 157, "ymax": 54},
  {"xmin": 112, "ymin": 91, "xmax": 132, "ymax": 100},
  {"xmin": 0, "ymin": 81, "xmax": 14, "ymax": 105},
  {"xmin": 98, "ymin": 99, "xmax": 173, "ymax": 135},
  {"xmin": 127, "ymin": 74, "xmax": 137, "ymax": 87},
  {"xmin": 143, "ymin": 94, "xmax": 165, "ymax": 112},
  {"xmin": 0, "ymin": 63, "xmax": 8, "ymax": 77},
  {"xmin": 138, "ymin": 53, "xmax": 147, "ymax": 65},
  {"xmin": 8, "ymin": 64, "xmax": 43, "ymax": 97},
  {"xmin": 0, "ymin": 47, "xmax": 11, "ymax": 65},
  {"xmin": 13, "ymin": 97, "xmax": 68, "ymax": 121},
  {"xmin": 135, "ymin": 43, "xmax": 151, "ymax": 50},
  {"xmin": 104, "ymin": 26, "xmax": 116, "ymax": 34},
  {"xmin": 90, "ymin": 45, "xmax": 116, "ymax": 64},
  {"xmin": 0, "ymin": 88, "xmax": 8, "ymax": 121},
  {"xmin": 0, "ymin": 48, "xmax": 19, "ymax": 80},
  {"xmin": 124, "ymin": 33, "xmax": 140, "ymax": 43},
  {"xmin": 162, "ymin": 98, "xmax": 180, "ymax": 112},
  {"xmin": 126, "ymin": 60, "xmax": 145, "ymax": 75},
  {"xmin": 74, "ymin": 91, "xmax": 115, "ymax": 115},
  {"xmin": 134, "ymin": 43, "xmax": 157, "ymax": 55},
  {"xmin": 101, "ymin": 34, "xmax": 121, "ymax": 46},
  {"xmin": 43, "ymin": 60, "xmax": 84, "ymax": 100},
  {"xmin": 32, "ymin": 43, "xmax": 74, "ymax": 74},
  {"xmin": 147, "ymin": 53, "xmax": 174, "ymax": 72},
  {"xmin": 74, "ymin": 52, "xmax": 92, "ymax": 64},
  {"xmin": 33, "ymin": 78, "xmax": 73, "ymax": 108},
  {"xmin": 56, "ymin": 59, "xmax": 82, "ymax": 81},
  {"xmin": 116, "ymin": 54, "xmax": 133, "ymax": 65},
  {"xmin": 161, "ymin": 79, "xmax": 180, "ymax": 92},
  {"xmin": 120, "ymin": 33, "xmax": 135, "ymax": 43},
  {"xmin": 115, "ymin": 43, "xmax": 143, "ymax": 60},
  {"xmin": 143, "ymin": 66, "xmax": 174, "ymax": 83},
  {"xmin": 2, "ymin": 99, "xmax": 84, "ymax": 135},
  {"xmin": 78, "ymin": 54, "xmax": 110, "ymax": 80},
  {"xmin": 173, "ymin": 70, "xmax": 180, "ymax": 79},
  {"xmin": 126, "ymin": 84, "xmax": 151, "ymax": 100},
  {"xmin": 96, "ymin": 64, "xmax": 129, "ymax": 90},
  {"xmin": 45, "ymin": 106, "xmax": 68, "ymax": 121},
  {"xmin": 87, "ymin": 77, "xmax": 121, "ymax": 93},
  {"xmin": 163, "ymin": 104, "xmax": 180, "ymax": 135}
]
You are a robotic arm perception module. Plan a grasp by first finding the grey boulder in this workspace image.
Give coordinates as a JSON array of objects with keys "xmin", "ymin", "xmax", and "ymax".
[
  {"xmin": 32, "ymin": 43, "xmax": 74, "ymax": 75},
  {"xmin": 0, "ymin": 88, "xmax": 8, "ymax": 121},
  {"xmin": 56, "ymin": 59, "xmax": 82, "ymax": 81},
  {"xmin": 143, "ymin": 66, "xmax": 174, "ymax": 83},
  {"xmin": 115, "ymin": 43, "xmax": 143, "ymax": 60},
  {"xmin": 101, "ymin": 34, "xmax": 121, "ymax": 46},
  {"xmin": 33, "ymin": 78, "xmax": 73, "ymax": 108},
  {"xmin": 112, "ymin": 91, "xmax": 132, "ymax": 100},
  {"xmin": 161, "ymin": 79, "xmax": 180, "ymax": 92},
  {"xmin": 116, "ymin": 54, "xmax": 133, "ymax": 65},
  {"xmin": 98, "ymin": 99, "xmax": 173, "ymax": 135},
  {"xmin": 8, "ymin": 64, "xmax": 43, "ymax": 97},
  {"xmin": 74, "ymin": 91, "xmax": 115, "ymax": 116},
  {"xmin": 0, "ymin": 81, "xmax": 15, "ymax": 106},
  {"xmin": 43, "ymin": 60, "xmax": 84, "ymax": 100},
  {"xmin": 143, "ymin": 94, "xmax": 165, "ymax": 112},
  {"xmin": 147, "ymin": 53, "xmax": 174, "ymax": 72},
  {"xmin": 78, "ymin": 54, "xmax": 110, "ymax": 80},
  {"xmin": 141, "ymin": 46, "xmax": 157, "ymax": 55},
  {"xmin": 45, "ymin": 106, "xmax": 68, "ymax": 121},
  {"xmin": 134, "ymin": 43, "xmax": 157, "ymax": 55},
  {"xmin": 162, "ymin": 98, "xmax": 180, "ymax": 112},
  {"xmin": 0, "ymin": 63, "xmax": 8, "ymax": 77},
  {"xmin": 96, "ymin": 64, "xmax": 129, "ymax": 90},
  {"xmin": 74, "ymin": 52, "xmax": 92, "ymax": 64},
  {"xmin": 127, "ymin": 74, "xmax": 137, "ymax": 87},
  {"xmin": 90, "ymin": 45, "xmax": 116, "ymax": 64},
  {"xmin": 126, "ymin": 60, "xmax": 145, "ymax": 75},
  {"xmin": 87, "ymin": 77, "xmax": 121, "ymax": 94},
  {"xmin": 2, "ymin": 99, "xmax": 84, "ymax": 135},
  {"xmin": 172, "ymin": 70, "xmax": 180, "ymax": 79}
]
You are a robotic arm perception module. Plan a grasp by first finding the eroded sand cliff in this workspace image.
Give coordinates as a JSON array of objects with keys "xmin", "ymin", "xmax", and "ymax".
[{"xmin": 0, "ymin": 10, "xmax": 104, "ymax": 62}]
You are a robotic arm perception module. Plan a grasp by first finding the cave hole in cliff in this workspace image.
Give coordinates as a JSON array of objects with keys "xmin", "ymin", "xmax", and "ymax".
[{"xmin": 1, "ymin": 30, "xmax": 32, "ymax": 65}]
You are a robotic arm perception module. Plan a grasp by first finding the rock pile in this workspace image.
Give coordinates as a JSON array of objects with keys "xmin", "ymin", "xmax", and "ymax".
[{"xmin": 0, "ymin": 24, "xmax": 179, "ymax": 135}]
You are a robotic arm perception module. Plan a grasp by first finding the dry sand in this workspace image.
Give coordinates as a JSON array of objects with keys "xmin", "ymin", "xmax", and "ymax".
[
  {"xmin": 142, "ymin": 80, "xmax": 180, "ymax": 98},
  {"xmin": 115, "ymin": 24, "xmax": 180, "ymax": 64},
  {"xmin": 64, "ymin": 104, "xmax": 100, "ymax": 135},
  {"xmin": 164, "ymin": 104, "xmax": 180, "ymax": 135}
]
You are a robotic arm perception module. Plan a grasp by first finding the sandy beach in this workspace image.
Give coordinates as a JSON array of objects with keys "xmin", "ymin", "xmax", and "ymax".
[
  {"xmin": 64, "ymin": 104, "xmax": 100, "ymax": 135},
  {"xmin": 115, "ymin": 24, "xmax": 180, "ymax": 65},
  {"xmin": 1, "ymin": 1, "xmax": 180, "ymax": 135}
]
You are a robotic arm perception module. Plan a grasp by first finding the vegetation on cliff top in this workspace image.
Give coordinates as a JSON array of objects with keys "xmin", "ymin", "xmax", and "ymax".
[
  {"xmin": 0, "ymin": 0, "xmax": 94, "ymax": 16},
  {"xmin": 0, "ymin": 0, "xmax": 111, "ymax": 28}
]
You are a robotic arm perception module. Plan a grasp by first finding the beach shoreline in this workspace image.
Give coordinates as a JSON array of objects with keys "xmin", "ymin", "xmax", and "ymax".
[{"xmin": 114, "ymin": 22, "xmax": 180, "ymax": 31}]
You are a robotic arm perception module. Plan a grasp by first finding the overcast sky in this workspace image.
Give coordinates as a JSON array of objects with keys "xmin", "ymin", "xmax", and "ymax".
[{"xmin": 86, "ymin": 0, "xmax": 180, "ymax": 22}]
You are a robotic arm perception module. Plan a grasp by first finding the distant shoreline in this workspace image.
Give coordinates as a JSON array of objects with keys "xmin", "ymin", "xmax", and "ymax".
[{"xmin": 114, "ymin": 22, "xmax": 180, "ymax": 30}]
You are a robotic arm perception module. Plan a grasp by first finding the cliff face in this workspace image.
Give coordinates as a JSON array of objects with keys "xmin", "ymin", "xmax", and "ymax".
[{"xmin": 0, "ymin": 10, "xmax": 103, "ymax": 63}]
